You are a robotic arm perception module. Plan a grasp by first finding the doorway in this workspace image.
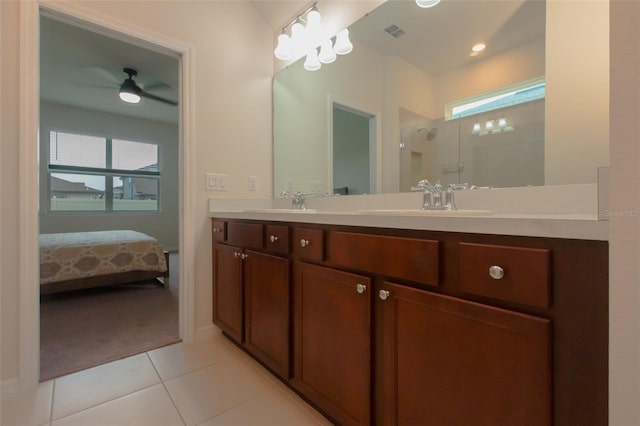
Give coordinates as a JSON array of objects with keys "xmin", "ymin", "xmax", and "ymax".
[
  {"xmin": 31, "ymin": 5, "xmax": 193, "ymax": 383},
  {"xmin": 331, "ymin": 103, "xmax": 377, "ymax": 195}
]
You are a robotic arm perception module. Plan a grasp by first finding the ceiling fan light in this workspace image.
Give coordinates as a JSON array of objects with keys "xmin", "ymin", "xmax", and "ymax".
[
  {"xmin": 415, "ymin": 0, "xmax": 441, "ymax": 8},
  {"xmin": 334, "ymin": 29, "xmax": 353, "ymax": 55},
  {"xmin": 119, "ymin": 91, "xmax": 141, "ymax": 104},
  {"xmin": 119, "ymin": 78, "xmax": 141, "ymax": 104}
]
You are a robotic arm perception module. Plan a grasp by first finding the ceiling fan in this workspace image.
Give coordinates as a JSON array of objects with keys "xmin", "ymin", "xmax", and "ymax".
[{"xmin": 118, "ymin": 68, "xmax": 177, "ymax": 106}]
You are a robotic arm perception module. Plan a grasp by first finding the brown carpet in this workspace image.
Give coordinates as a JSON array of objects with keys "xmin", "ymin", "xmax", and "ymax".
[{"xmin": 39, "ymin": 252, "xmax": 180, "ymax": 381}]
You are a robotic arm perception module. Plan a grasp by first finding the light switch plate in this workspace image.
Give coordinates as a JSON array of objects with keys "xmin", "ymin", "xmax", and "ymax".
[
  {"xmin": 248, "ymin": 176, "xmax": 257, "ymax": 191},
  {"xmin": 206, "ymin": 173, "xmax": 228, "ymax": 191}
]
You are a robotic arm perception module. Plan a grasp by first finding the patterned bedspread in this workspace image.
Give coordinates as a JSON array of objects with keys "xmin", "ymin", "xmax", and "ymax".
[{"xmin": 39, "ymin": 230, "xmax": 168, "ymax": 285}]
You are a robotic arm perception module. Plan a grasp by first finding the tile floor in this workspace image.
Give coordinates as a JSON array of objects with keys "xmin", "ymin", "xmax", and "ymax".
[{"xmin": 1, "ymin": 330, "xmax": 332, "ymax": 426}]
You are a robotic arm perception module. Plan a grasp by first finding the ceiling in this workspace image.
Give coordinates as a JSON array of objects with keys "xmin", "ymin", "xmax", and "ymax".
[
  {"xmin": 39, "ymin": 1, "xmax": 545, "ymax": 124},
  {"xmin": 349, "ymin": 0, "xmax": 545, "ymax": 76},
  {"xmin": 40, "ymin": 15, "xmax": 180, "ymax": 124}
]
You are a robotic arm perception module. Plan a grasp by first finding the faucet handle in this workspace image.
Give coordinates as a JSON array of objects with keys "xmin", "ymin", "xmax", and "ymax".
[{"xmin": 411, "ymin": 179, "xmax": 433, "ymax": 192}]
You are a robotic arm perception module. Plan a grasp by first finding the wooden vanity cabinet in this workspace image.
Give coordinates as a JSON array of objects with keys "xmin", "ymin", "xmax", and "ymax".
[
  {"xmin": 212, "ymin": 218, "xmax": 608, "ymax": 426},
  {"xmin": 292, "ymin": 262, "xmax": 372, "ymax": 426},
  {"xmin": 212, "ymin": 221, "xmax": 290, "ymax": 378},
  {"xmin": 376, "ymin": 281, "xmax": 551, "ymax": 426}
]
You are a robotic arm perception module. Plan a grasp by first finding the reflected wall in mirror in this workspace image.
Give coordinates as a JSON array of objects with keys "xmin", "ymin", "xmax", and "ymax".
[{"xmin": 273, "ymin": 0, "xmax": 609, "ymax": 196}]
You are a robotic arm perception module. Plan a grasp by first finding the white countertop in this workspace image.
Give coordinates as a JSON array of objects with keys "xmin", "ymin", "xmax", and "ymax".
[
  {"xmin": 208, "ymin": 210, "xmax": 608, "ymax": 241},
  {"xmin": 208, "ymin": 184, "xmax": 609, "ymax": 241}
]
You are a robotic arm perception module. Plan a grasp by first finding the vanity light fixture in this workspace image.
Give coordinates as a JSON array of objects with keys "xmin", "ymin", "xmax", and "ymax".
[
  {"xmin": 274, "ymin": 2, "xmax": 352, "ymax": 71},
  {"xmin": 416, "ymin": 0, "xmax": 441, "ymax": 8},
  {"xmin": 474, "ymin": 117, "xmax": 515, "ymax": 135}
]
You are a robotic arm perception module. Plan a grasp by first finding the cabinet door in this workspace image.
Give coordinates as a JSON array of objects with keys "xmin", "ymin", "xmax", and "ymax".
[
  {"xmin": 244, "ymin": 251, "xmax": 290, "ymax": 378},
  {"xmin": 377, "ymin": 282, "xmax": 551, "ymax": 426},
  {"xmin": 293, "ymin": 262, "xmax": 371, "ymax": 426},
  {"xmin": 212, "ymin": 243, "xmax": 243, "ymax": 343}
]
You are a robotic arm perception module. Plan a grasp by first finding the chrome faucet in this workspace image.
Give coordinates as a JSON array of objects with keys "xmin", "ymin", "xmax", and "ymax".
[
  {"xmin": 281, "ymin": 191, "xmax": 307, "ymax": 210},
  {"xmin": 411, "ymin": 179, "xmax": 459, "ymax": 211}
]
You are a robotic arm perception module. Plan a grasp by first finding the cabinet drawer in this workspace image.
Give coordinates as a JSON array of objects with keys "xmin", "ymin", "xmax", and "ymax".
[
  {"xmin": 459, "ymin": 242, "xmax": 550, "ymax": 309},
  {"xmin": 227, "ymin": 222, "xmax": 264, "ymax": 250},
  {"xmin": 265, "ymin": 225, "xmax": 289, "ymax": 255},
  {"xmin": 212, "ymin": 220, "xmax": 227, "ymax": 242},
  {"xmin": 327, "ymin": 231, "xmax": 440, "ymax": 287},
  {"xmin": 293, "ymin": 228, "xmax": 324, "ymax": 262}
]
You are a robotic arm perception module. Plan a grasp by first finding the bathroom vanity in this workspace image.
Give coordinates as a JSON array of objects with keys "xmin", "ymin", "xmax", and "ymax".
[{"xmin": 210, "ymin": 209, "xmax": 607, "ymax": 426}]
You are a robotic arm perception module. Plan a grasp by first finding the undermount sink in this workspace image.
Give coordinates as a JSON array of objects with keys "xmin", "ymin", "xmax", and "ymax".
[
  {"xmin": 243, "ymin": 208, "xmax": 318, "ymax": 213},
  {"xmin": 355, "ymin": 209, "xmax": 491, "ymax": 216}
]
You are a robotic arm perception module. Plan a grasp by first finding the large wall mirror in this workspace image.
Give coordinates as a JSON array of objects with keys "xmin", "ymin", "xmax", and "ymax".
[{"xmin": 273, "ymin": 0, "xmax": 609, "ymax": 196}]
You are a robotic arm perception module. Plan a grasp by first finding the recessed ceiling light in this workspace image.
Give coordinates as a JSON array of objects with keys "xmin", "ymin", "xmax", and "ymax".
[{"xmin": 472, "ymin": 43, "xmax": 486, "ymax": 52}]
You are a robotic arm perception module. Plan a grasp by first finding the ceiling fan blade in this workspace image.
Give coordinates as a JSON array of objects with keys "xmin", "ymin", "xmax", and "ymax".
[
  {"xmin": 82, "ymin": 66, "xmax": 122, "ymax": 85},
  {"xmin": 141, "ymin": 81, "xmax": 172, "ymax": 91},
  {"xmin": 140, "ymin": 90, "xmax": 178, "ymax": 106},
  {"xmin": 75, "ymin": 82, "xmax": 118, "ymax": 90}
]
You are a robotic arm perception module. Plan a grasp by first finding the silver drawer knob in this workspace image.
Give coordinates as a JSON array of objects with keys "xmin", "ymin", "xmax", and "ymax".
[
  {"xmin": 270, "ymin": 235, "xmax": 278, "ymax": 243},
  {"xmin": 300, "ymin": 239, "xmax": 310, "ymax": 247},
  {"xmin": 356, "ymin": 283, "xmax": 367, "ymax": 294},
  {"xmin": 379, "ymin": 290, "xmax": 390, "ymax": 301},
  {"xmin": 213, "ymin": 227, "xmax": 221, "ymax": 232},
  {"xmin": 489, "ymin": 265, "xmax": 504, "ymax": 280}
]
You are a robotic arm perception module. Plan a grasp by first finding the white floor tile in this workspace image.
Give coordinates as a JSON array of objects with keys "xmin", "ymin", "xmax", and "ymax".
[
  {"xmin": 51, "ymin": 383, "xmax": 183, "ymax": 426},
  {"xmin": 0, "ymin": 380, "xmax": 53, "ymax": 426},
  {"xmin": 164, "ymin": 358, "xmax": 270, "ymax": 426},
  {"xmin": 52, "ymin": 353, "xmax": 160, "ymax": 420},
  {"xmin": 148, "ymin": 332, "xmax": 237, "ymax": 381},
  {"xmin": 196, "ymin": 389, "xmax": 327, "ymax": 426}
]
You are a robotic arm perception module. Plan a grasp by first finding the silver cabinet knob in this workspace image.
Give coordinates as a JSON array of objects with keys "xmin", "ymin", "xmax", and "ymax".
[
  {"xmin": 300, "ymin": 239, "xmax": 310, "ymax": 248},
  {"xmin": 213, "ymin": 227, "xmax": 220, "ymax": 233},
  {"xmin": 356, "ymin": 283, "xmax": 367, "ymax": 294},
  {"xmin": 233, "ymin": 251, "xmax": 241, "ymax": 258},
  {"xmin": 241, "ymin": 253, "xmax": 248, "ymax": 260},
  {"xmin": 379, "ymin": 289, "xmax": 390, "ymax": 300},
  {"xmin": 489, "ymin": 265, "xmax": 504, "ymax": 280},
  {"xmin": 270, "ymin": 235, "xmax": 278, "ymax": 243}
]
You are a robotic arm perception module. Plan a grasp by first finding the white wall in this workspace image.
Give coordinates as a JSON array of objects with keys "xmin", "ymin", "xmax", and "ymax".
[
  {"xmin": 0, "ymin": 0, "xmax": 273, "ymax": 382},
  {"xmin": 609, "ymin": 0, "xmax": 640, "ymax": 423},
  {"xmin": 546, "ymin": 0, "xmax": 609, "ymax": 185},
  {"xmin": 39, "ymin": 101, "xmax": 179, "ymax": 250},
  {"xmin": 274, "ymin": 42, "xmax": 386, "ymax": 195}
]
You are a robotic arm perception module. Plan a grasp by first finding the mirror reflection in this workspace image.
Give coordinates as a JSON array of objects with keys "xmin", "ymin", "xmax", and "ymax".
[{"xmin": 273, "ymin": 0, "xmax": 608, "ymax": 196}]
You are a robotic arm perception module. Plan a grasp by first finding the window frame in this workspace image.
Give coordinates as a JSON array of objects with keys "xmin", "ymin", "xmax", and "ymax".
[
  {"xmin": 445, "ymin": 76, "xmax": 546, "ymax": 120},
  {"xmin": 47, "ymin": 131, "xmax": 161, "ymax": 213}
]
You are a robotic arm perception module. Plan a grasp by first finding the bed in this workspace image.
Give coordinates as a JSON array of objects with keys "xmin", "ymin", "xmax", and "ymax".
[{"xmin": 39, "ymin": 230, "xmax": 169, "ymax": 295}]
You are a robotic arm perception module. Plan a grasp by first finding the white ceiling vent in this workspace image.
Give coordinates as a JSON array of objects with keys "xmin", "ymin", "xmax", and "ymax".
[{"xmin": 384, "ymin": 24, "xmax": 406, "ymax": 38}]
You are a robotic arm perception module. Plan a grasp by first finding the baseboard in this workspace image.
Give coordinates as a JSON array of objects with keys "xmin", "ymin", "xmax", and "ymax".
[
  {"xmin": 1, "ymin": 378, "xmax": 19, "ymax": 398},
  {"xmin": 195, "ymin": 323, "xmax": 221, "ymax": 341}
]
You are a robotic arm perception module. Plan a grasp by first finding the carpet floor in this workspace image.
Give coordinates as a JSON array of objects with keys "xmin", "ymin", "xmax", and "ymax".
[{"xmin": 40, "ymin": 252, "xmax": 180, "ymax": 381}]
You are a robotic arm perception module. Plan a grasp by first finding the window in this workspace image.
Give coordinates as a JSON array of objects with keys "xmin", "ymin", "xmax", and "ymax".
[
  {"xmin": 446, "ymin": 77, "xmax": 546, "ymax": 120},
  {"xmin": 48, "ymin": 131, "xmax": 160, "ymax": 211}
]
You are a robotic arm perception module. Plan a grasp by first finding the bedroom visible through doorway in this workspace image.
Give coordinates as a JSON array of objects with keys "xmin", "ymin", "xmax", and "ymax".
[{"xmin": 38, "ymin": 12, "xmax": 181, "ymax": 380}]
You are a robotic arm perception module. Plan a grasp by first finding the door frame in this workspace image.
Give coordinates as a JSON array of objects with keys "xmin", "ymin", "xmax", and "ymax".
[{"xmin": 18, "ymin": 0, "xmax": 196, "ymax": 389}]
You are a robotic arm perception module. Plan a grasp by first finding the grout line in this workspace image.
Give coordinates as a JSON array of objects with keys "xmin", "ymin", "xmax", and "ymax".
[{"xmin": 147, "ymin": 352, "xmax": 186, "ymax": 426}]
